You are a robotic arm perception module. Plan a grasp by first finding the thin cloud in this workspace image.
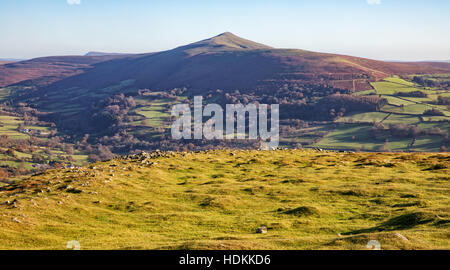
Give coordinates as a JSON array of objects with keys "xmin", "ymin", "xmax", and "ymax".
[
  {"xmin": 67, "ymin": 0, "xmax": 81, "ymax": 5},
  {"xmin": 367, "ymin": 0, "xmax": 381, "ymax": 5}
]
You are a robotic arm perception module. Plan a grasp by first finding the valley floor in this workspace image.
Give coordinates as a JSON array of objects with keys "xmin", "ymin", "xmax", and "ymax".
[{"xmin": 0, "ymin": 149, "xmax": 449, "ymax": 250}]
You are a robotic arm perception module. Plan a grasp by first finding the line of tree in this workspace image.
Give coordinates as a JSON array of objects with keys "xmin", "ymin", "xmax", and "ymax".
[{"xmin": 394, "ymin": 91, "xmax": 428, "ymax": 98}]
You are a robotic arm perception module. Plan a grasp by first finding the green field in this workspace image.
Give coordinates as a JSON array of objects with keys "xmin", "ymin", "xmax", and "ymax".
[
  {"xmin": 0, "ymin": 115, "xmax": 30, "ymax": 139},
  {"xmin": 313, "ymin": 124, "xmax": 431, "ymax": 152},
  {"xmin": 133, "ymin": 98, "xmax": 171, "ymax": 128},
  {"xmin": 337, "ymin": 112, "xmax": 390, "ymax": 124},
  {"xmin": 383, "ymin": 96, "xmax": 416, "ymax": 106},
  {"xmin": 371, "ymin": 77, "xmax": 436, "ymax": 96},
  {"xmin": 410, "ymin": 136, "xmax": 443, "ymax": 152},
  {"xmin": 0, "ymin": 88, "xmax": 12, "ymax": 102},
  {"xmin": 280, "ymin": 124, "xmax": 334, "ymax": 147},
  {"xmin": 382, "ymin": 114, "xmax": 420, "ymax": 125},
  {"xmin": 313, "ymin": 124, "xmax": 384, "ymax": 151},
  {"xmin": 417, "ymin": 122, "xmax": 450, "ymax": 133},
  {"xmin": 383, "ymin": 76, "xmax": 416, "ymax": 87}
]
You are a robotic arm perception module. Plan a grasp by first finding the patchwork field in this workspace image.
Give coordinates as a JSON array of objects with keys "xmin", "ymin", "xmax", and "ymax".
[
  {"xmin": 0, "ymin": 112, "xmax": 88, "ymax": 177},
  {"xmin": 0, "ymin": 149, "xmax": 448, "ymax": 250},
  {"xmin": 133, "ymin": 97, "xmax": 172, "ymax": 128},
  {"xmin": 314, "ymin": 76, "xmax": 450, "ymax": 151},
  {"xmin": 0, "ymin": 115, "xmax": 30, "ymax": 140}
]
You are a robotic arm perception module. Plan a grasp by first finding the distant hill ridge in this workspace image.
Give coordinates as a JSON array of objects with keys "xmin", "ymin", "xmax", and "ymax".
[
  {"xmin": 84, "ymin": 52, "xmax": 128, "ymax": 57},
  {"xmin": 1, "ymin": 32, "xmax": 450, "ymax": 90}
]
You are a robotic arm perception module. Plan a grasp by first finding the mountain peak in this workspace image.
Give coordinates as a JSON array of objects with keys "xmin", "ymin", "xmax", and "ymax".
[
  {"xmin": 178, "ymin": 32, "xmax": 272, "ymax": 55},
  {"xmin": 206, "ymin": 32, "xmax": 272, "ymax": 50},
  {"xmin": 216, "ymin": 31, "xmax": 237, "ymax": 37}
]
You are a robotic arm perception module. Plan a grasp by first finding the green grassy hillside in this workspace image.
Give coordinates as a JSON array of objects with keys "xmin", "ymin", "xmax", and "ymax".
[{"xmin": 0, "ymin": 149, "xmax": 448, "ymax": 250}]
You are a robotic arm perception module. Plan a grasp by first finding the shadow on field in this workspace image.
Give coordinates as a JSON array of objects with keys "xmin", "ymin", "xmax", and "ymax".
[{"xmin": 343, "ymin": 212, "xmax": 436, "ymax": 235}]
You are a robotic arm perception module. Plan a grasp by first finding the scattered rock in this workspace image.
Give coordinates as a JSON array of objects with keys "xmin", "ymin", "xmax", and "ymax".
[
  {"xmin": 395, "ymin": 232, "xmax": 409, "ymax": 241},
  {"xmin": 256, "ymin": 226, "xmax": 268, "ymax": 234},
  {"xmin": 5, "ymin": 199, "xmax": 18, "ymax": 206}
]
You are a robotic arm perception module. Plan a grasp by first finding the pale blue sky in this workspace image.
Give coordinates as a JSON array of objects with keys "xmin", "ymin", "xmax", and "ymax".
[{"xmin": 1, "ymin": 0, "xmax": 450, "ymax": 60}]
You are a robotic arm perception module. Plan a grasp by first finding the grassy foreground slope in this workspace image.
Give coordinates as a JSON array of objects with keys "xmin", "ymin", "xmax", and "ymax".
[{"xmin": 0, "ymin": 150, "xmax": 449, "ymax": 250}]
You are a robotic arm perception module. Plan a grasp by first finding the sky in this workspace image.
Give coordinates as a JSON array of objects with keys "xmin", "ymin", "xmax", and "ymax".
[{"xmin": 1, "ymin": 0, "xmax": 450, "ymax": 61}]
